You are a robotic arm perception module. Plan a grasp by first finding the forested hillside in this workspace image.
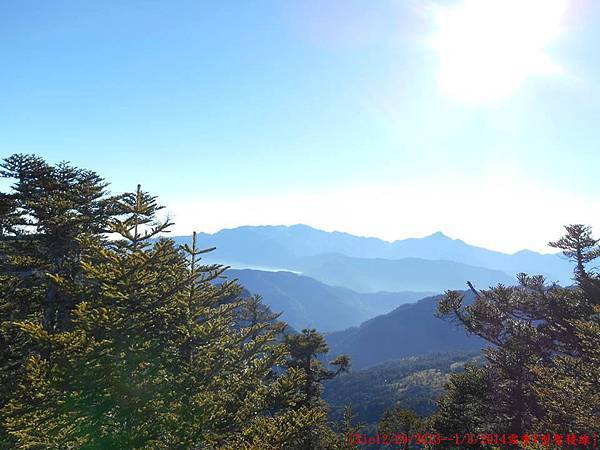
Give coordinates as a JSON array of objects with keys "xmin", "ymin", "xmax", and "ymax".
[{"xmin": 323, "ymin": 352, "xmax": 483, "ymax": 424}]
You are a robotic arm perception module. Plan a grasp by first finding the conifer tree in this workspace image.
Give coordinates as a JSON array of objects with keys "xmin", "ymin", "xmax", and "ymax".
[
  {"xmin": 550, "ymin": 224, "xmax": 600, "ymax": 305},
  {"xmin": 433, "ymin": 224, "xmax": 600, "ymax": 440},
  {"xmin": 531, "ymin": 306, "xmax": 600, "ymax": 433},
  {"xmin": 0, "ymin": 154, "xmax": 119, "ymax": 332},
  {"xmin": 377, "ymin": 407, "xmax": 423, "ymax": 450},
  {"xmin": 283, "ymin": 329, "xmax": 350, "ymax": 449},
  {"xmin": 337, "ymin": 406, "xmax": 364, "ymax": 450},
  {"xmin": 550, "ymin": 225, "xmax": 600, "ymax": 284},
  {"xmin": 2, "ymin": 170, "xmax": 347, "ymax": 449},
  {"xmin": 0, "ymin": 154, "xmax": 119, "ymax": 446},
  {"xmin": 285, "ymin": 329, "xmax": 350, "ymax": 407},
  {"xmin": 429, "ymin": 364, "xmax": 492, "ymax": 439}
]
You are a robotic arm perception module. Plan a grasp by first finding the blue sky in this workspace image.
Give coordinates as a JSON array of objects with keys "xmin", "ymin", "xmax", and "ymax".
[{"xmin": 1, "ymin": 0, "xmax": 599, "ymax": 252}]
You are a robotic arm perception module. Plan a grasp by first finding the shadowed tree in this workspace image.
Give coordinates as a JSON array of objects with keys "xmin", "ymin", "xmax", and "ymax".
[
  {"xmin": 432, "ymin": 224, "xmax": 600, "ymax": 441},
  {"xmin": 0, "ymin": 154, "xmax": 121, "ymax": 332},
  {"xmin": 531, "ymin": 305, "xmax": 600, "ymax": 433},
  {"xmin": 0, "ymin": 154, "xmax": 121, "ymax": 446}
]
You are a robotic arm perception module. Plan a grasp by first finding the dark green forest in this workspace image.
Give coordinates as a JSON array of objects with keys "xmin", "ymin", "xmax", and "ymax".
[
  {"xmin": 323, "ymin": 352, "xmax": 484, "ymax": 425},
  {"xmin": 1, "ymin": 154, "xmax": 598, "ymax": 449}
]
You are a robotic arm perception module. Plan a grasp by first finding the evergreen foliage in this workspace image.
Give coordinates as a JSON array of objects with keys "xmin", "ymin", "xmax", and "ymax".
[
  {"xmin": 0, "ymin": 154, "xmax": 121, "ymax": 447},
  {"xmin": 531, "ymin": 305, "xmax": 600, "ymax": 433},
  {"xmin": 433, "ymin": 224, "xmax": 600, "ymax": 441},
  {"xmin": 282, "ymin": 329, "xmax": 350, "ymax": 449},
  {"xmin": 377, "ymin": 407, "xmax": 423, "ymax": 450},
  {"xmin": 0, "ymin": 155, "xmax": 350, "ymax": 449},
  {"xmin": 337, "ymin": 406, "xmax": 364, "ymax": 450}
]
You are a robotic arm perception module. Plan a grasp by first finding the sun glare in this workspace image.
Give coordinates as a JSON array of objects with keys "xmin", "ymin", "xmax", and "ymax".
[{"xmin": 431, "ymin": 0, "xmax": 568, "ymax": 104}]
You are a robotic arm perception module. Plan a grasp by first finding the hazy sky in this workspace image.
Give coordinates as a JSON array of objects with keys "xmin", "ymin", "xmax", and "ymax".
[{"xmin": 2, "ymin": 0, "xmax": 599, "ymax": 253}]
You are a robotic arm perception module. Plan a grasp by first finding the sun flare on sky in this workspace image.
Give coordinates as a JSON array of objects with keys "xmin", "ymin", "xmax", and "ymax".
[{"xmin": 431, "ymin": 0, "xmax": 569, "ymax": 104}]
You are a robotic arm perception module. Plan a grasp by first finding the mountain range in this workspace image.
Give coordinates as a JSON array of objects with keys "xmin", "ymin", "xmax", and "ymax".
[
  {"xmin": 173, "ymin": 224, "xmax": 572, "ymax": 293},
  {"xmin": 174, "ymin": 224, "xmax": 575, "ymax": 369}
]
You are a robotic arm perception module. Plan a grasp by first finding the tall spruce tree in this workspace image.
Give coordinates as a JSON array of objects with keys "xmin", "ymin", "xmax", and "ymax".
[
  {"xmin": 0, "ymin": 154, "xmax": 119, "ymax": 447},
  {"xmin": 283, "ymin": 329, "xmax": 350, "ymax": 449},
  {"xmin": 285, "ymin": 329, "xmax": 350, "ymax": 408},
  {"xmin": 0, "ymin": 154, "xmax": 119, "ymax": 332},
  {"xmin": 337, "ymin": 406, "xmax": 364, "ymax": 450}
]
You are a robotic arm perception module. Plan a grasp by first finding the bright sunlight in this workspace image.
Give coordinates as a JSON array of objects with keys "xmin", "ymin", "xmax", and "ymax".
[{"xmin": 431, "ymin": 0, "xmax": 568, "ymax": 105}]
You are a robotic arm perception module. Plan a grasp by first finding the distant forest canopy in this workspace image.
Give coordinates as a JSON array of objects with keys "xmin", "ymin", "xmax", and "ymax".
[{"xmin": 1, "ymin": 153, "xmax": 598, "ymax": 449}]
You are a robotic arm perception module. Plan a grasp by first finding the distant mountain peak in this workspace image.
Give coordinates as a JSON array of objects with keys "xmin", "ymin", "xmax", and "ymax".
[
  {"xmin": 289, "ymin": 223, "xmax": 314, "ymax": 229},
  {"xmin": 426, "ymin": 231, "xmax": 451, "ymax": 239}
]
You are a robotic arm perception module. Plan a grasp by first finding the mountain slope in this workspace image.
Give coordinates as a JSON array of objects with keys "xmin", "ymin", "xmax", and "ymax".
[
  {"xmin": 326, "ymin": 291, "xmax": 483, "ymax": 369},
  {"xmin": 228, "ymin": 269, "xmax": 431, "ymax": 332}
]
